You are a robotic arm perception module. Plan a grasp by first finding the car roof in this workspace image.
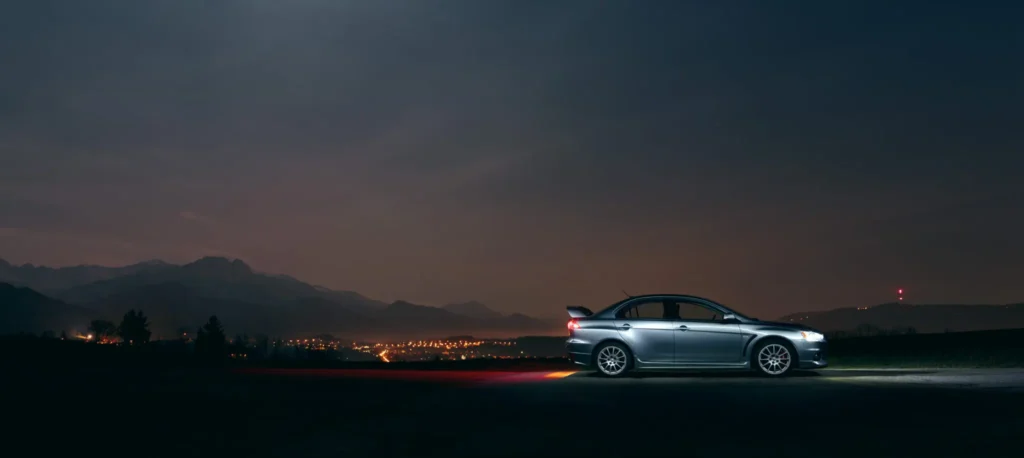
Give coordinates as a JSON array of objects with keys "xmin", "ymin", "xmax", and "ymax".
[
  {"xmin": 621, "ymin": 294, "xmax": 718, "ymax": 302},
  {"xmin": 593, "ymin": 294, "xmax": 725, "ymax": 316}
]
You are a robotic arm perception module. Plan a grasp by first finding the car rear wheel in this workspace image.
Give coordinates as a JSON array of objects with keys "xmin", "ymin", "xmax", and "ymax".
[
  {"xmin": 594, "ymin": 342, "xmax": 632, "ymax": 377},
  {"xmin": 753, "ymin": 340, "xmax": 795, "ymax": 377}
]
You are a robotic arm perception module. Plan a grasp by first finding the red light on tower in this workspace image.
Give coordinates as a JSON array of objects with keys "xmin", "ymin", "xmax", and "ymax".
[{"xmin": 897, "ymin": 288, "xmax": 904, "ymax": 303}]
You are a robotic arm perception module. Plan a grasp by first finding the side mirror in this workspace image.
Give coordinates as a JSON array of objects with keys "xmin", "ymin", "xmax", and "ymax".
[{"xmin": 722, "ymin": 313, "xmax": 737, "ymax": 322}]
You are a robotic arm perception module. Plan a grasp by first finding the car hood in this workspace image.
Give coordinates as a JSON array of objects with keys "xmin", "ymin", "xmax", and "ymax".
[{"xmin": 749, "ymin": 319, "xmax": 819, "ymax": 332}]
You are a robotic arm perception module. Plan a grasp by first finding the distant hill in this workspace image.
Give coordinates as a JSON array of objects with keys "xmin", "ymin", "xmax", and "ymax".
[
  {"xmin": 85, "ymin": 290, "xmax": 555, "ymax": 340},
  {"xmin": 0, "ymin": 258, "xmax": 172, "ymax": 293},
  {"xmin": 0, "ymin": 283, "xmax": 92, "ymax": 335},
  {"xmin": 778, "ymin": 302, "xmax": 1024, "ymax": 334},
  {"xmin": 442, "ymin": 301, "xmax": 503, "ymax": 320},
  {"xmin": 89, "ymin": 282, "xmax": 379, "ymax": 339},
  {"xmin": 0, "ymin": 257, "xmax": 560, "ymax": 339},
  {"xmin": 368, "ymin": 300, "xmax": 552, "ymax": 339},
  {"xmin": 53, "ymin": 256, "xmax": 385, "ymax": 312},
  {"xmin": 379, "ymin": 300, "xmax": 477, "ymax": 335}
]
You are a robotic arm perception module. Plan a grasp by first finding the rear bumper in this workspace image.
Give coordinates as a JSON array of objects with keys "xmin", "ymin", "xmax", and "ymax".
[{"xmin": 565, "ymin": 338, "xmax": 593, "ymax": 367}]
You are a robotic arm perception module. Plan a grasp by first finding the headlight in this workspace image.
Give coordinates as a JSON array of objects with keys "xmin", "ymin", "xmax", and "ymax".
[{"xmin": 800, "ymin": 331, "xmax": 825, "ymax": 342}]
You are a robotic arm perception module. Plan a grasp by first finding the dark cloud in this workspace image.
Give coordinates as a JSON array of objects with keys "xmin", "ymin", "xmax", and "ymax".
[{"xmin": 1, "ymin": 1, "xmax": 1022, "ymax": 318}]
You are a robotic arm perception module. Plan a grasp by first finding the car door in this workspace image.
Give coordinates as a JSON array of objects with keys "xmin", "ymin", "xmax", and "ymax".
[
  {"xmin": 613, "ymin": 298, "xmax": 676, "ymax": 364},
  {"xmin": 672, "ymin": 299, "xmax": 745, "ymax": 365}
]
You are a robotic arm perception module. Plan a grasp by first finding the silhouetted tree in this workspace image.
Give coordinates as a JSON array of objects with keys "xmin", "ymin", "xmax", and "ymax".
[
  {"xmin": 59, "ymin": 331, "xmax": 67, "ymax": 340},
  {"xmin": 195, "ymin": 315, "xmax": 227, "ymax": 359},
  {"xmin": 117, "ymin": 310, "xmax": 151, "ymax": 345},
  {"xmin": 251, "ymin": 334, "xmax": 269, "ymax": 359},
  {"xmin": 271, "ymin": 338, "xmax": 284, "ymax": 358},
  {"xmin": 855, "ymin": 323, "xmax": 880, "ymax": 337},
  {"xmin": 231, "ymin": 334, "xmax": 249, "ymax": 358},
  {"xmin": 89, "ymin": 319, "xmax": 117, "ymax": 341},
  {"xmin": 41, "ymin": 330, "xmax": 55, "ymax": 339}
]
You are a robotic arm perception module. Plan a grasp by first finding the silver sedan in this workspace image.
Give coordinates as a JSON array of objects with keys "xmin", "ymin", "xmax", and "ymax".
[{"xmin": 565, "ymin": 294, "xmax": 828, "ymax": 377}]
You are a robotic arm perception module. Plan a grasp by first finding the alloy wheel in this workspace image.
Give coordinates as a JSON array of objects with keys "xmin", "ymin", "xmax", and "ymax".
[
  {"xmin": 757, "ymin": 343, "xmax": 791, "ymax": 375},
  {"xmin": 597, "ymin": 345, "xmax": 628, "ymax": 376}
]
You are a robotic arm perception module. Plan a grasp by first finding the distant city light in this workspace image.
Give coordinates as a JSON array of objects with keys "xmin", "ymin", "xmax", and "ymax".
[{"xmin": 278, "ymin": 336, "xmax": 524, "ymax": 362}]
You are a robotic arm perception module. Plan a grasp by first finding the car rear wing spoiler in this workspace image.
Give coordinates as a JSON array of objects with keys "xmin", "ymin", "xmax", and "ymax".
[{"xmin": 566, "ymin": 306, "xmax": 593, "ymax": 318}]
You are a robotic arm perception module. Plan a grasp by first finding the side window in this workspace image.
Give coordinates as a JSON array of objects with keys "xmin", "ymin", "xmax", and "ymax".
[
  {"xmin": 678, "ymin": 301, "xmax": 723, "ymax": 321},
  {"xmin": 617, "ymin": 300, "xmax": 670, "ymax": 319}
]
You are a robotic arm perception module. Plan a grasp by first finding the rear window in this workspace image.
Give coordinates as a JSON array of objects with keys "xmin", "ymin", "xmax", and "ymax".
[
  {"xmin": 616, "ymin": 299, "xmax": 669, "ymax": 319},
  {"xmin": 594, "ymin": 298, "xmax": 632, "ymax": 316}
]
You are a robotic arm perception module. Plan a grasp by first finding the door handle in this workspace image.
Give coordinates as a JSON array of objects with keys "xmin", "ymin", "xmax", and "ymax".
[
  {"xmin": 677, "ymin": 325, "xmax": 689, "ymax": 331},
  {"xmin": 618, "ymin": 324, "xmax": 631, "ymax": 330}
]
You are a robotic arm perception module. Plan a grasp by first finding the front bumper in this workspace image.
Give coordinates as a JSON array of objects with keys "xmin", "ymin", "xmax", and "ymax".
[{"xmin": 794, "ymin": 340, "xmax": 828, "ymax": 369}]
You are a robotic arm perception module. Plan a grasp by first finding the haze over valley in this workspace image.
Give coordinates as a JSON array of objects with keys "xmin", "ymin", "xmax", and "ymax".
[
  {"xmin": 0, "ymin": 256, "xmax": 559, "ymax": 339},
  {"xmin": 3, "ymin": 256, "xmax": 1023, "ymax": 340}
]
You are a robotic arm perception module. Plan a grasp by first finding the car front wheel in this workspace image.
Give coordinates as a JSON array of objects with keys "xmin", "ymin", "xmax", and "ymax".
[
  {"xmin": 753, "ymin": 340, "xmax": 795, "ymax": 377},
  {"xmin": 594, "ymin": 342, "xmax": 632, "ymax": 377}
]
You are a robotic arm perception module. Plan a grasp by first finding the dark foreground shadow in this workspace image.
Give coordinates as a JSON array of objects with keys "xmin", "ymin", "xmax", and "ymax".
[
  {"xmin": 818, "ymin": 369, "xmax": 939, "ymax": 377},
  {"xmin": 578, "ymin": 370, "xmax": 823, "ymax": 379},
  {"xmin": 577, "ymin": 368, "xmax": 941, "ymax": 379}
]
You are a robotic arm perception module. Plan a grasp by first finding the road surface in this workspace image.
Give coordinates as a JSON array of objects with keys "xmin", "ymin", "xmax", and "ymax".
[{"xmin": 15, "ymin": 367, "xmax": 1024, "ymax": 457}]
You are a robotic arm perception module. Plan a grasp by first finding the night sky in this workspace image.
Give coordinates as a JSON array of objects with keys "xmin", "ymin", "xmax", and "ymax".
[{"xmin": 2, "ymin": 1, "xmax": 1022, "ymax": 319}]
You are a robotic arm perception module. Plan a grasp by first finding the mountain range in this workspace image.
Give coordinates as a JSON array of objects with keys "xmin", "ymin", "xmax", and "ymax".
[
  {"xmin": 0, "ymin": 256, "xmax": 560, "ymax": 339},
  {"xmin": 4, "ymin": 256, "xmax": 1024, "ymax": 339}
]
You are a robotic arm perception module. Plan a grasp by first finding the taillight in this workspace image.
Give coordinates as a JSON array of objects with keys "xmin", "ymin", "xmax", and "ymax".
[{"xmin": 567, "ymin": 319, "xmax": 580, "ymax": 331}]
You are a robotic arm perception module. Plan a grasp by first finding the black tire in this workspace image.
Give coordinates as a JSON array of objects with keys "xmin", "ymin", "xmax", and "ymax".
[
  {"xmin": 751, "ymin": 339, "xmax": 796, "ymax": 377},
  {"xmin": 593, "ymin": 341, "xmax": 633, "ymax": 377}
]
